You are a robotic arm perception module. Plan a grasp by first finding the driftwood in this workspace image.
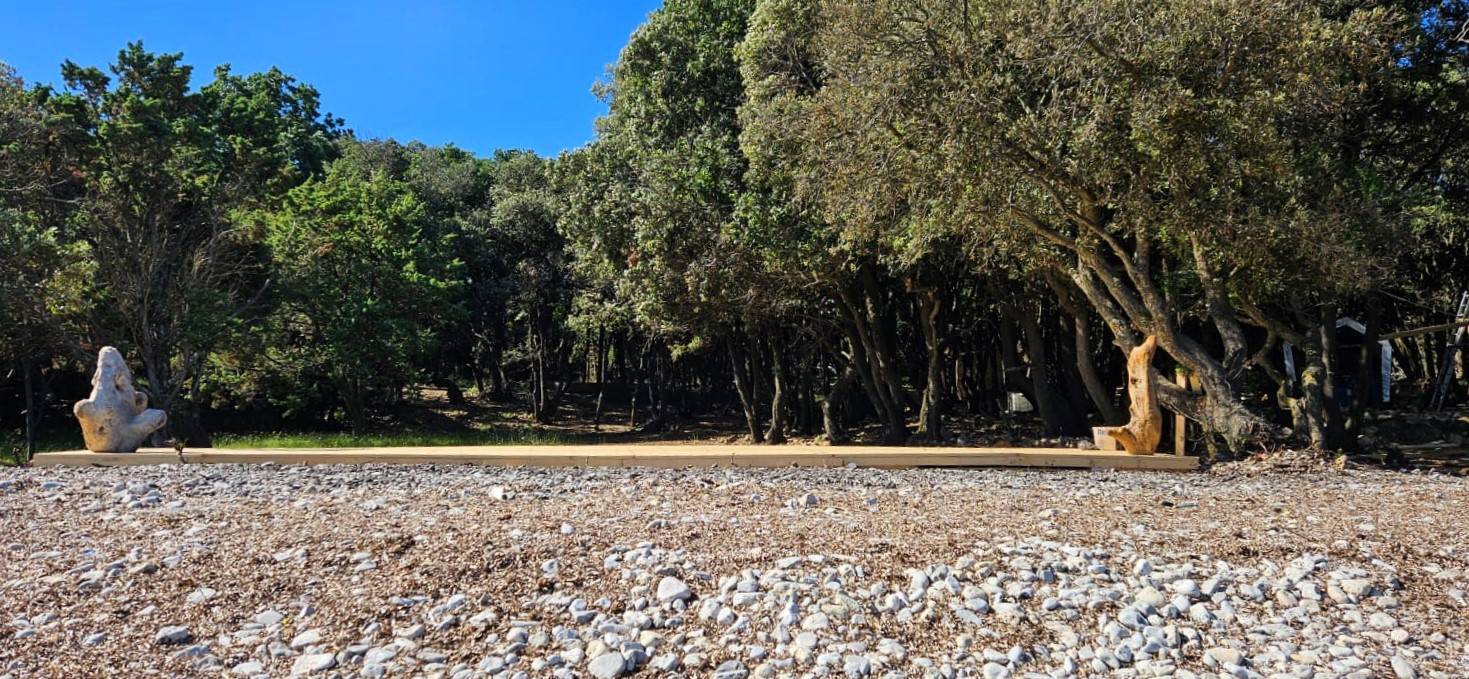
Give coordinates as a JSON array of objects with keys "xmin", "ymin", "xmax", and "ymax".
[
  {"xmin": 1098, "ymin": 335, "xmax": 1162, "ymax": 455},
  {"xmin": 74, "ymin": 347, "xmax": 167, "ymax": 453}
]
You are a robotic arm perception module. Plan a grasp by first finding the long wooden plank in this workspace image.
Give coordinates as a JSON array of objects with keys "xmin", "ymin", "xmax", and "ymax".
[{"xmin": 28, "ymin": 446, "xmax": 1198, "ymax": 471}]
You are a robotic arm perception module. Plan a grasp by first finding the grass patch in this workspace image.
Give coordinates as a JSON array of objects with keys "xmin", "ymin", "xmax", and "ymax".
[
  {"xmin": 212, "ymin": 428, "xmax": 569, "ymax": 449},
  {"xmin": 2, "ymin": 431, "xmax": 86, "ymax": 465}
]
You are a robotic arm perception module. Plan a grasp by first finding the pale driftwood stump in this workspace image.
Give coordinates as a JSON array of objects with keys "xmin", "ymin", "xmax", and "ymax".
[
  {"xmin": 1103, "ymin": 335, "xmax": 1162, "ymax": 455},
  {"xmin": 74, "ymin": 347, "xmax": 166, "ymax": 453}
]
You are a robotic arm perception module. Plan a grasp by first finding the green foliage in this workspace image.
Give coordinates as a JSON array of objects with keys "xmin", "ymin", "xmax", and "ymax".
[
  {"xmin": 213, "ymin": 428, "xmax": 567, "ymax": 449},
  {"xmin": 248, "ymin": 155, "xmax": 463, "ymax": 430},
  {"xmin": 6, "ymin": 6, "xmax": 1469, "ymax": 452}
]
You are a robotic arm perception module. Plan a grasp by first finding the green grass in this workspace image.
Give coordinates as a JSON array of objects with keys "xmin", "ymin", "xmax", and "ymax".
[
  {"xmin": 212, "ymin": 428, "xmax": 569, "ymax": 449},
  {"xmin": 2, "ymin": 431, "xmax": 85, "ymax": 465},
  {"xmin": 0, "ymin": 428, "xmax": 568, "ymax": 464}
]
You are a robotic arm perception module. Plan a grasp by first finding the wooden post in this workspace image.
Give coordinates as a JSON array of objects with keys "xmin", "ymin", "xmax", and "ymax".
[{"xmin": 1174, "ymin": 369, "xmax": 1188, "ymax": 455}]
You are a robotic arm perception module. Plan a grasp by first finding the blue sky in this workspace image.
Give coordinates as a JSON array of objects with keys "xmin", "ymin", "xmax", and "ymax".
[{"xmin": 2, "ymin": 1, "xmax": 664, "ymax": 157}]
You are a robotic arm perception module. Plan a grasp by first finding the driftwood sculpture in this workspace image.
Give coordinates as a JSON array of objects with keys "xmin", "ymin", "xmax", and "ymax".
[
  {"xmin": 1101, "ymin": 335, "xmax": 1163, "ymax": 455},
  {"xmin": 74, "ymin": 346, "xmax": 167, "ymax": 453}
]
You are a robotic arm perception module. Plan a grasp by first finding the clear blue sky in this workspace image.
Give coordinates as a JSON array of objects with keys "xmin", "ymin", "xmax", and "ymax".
[{"xmin": 2, "ymin": 1, "xmax": 664, "ymax": 157}]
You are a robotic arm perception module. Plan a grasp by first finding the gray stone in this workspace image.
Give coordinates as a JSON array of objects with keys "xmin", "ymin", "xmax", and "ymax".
[
  {"xmin": 1170, "ymin": 579, "xmax": 1202, "ymax": 599},
  {"xmin": 73, "ymin": 347, "xmax": 166, "ymax": 453},
  {"xmin": 290, "ymin": 653, "xmax": 336, "ymax": 675},
  {"xmin": 290, "ymin": 629, "xmax": 323, "ymax": 650},
  {"xmin": 656, "ymin": 576, "xmax": 692, "ymax": 603},
  {"xmin": 713, "ymin": 660, "xmax": 749, "ymax": 679},
  {"xmin": 588, "ymin": 652, "xmax": 627, "ymax": 679},
  {"xmin": 185, "ymin": 587, "xmax": 216, "ymax": 606},
  {"xmin": 801, "ymin": 612, "xmax": 830, "ymax": 631},
  {"xmin": 231, "ymin": 661, "xmax": 264, "ymax": 676},
  {"xmin": 154, "ymin": 626, "xmax": 192, "ymax": 645},
  {"xmin": 1206, "ymin": 647, "xmax": 1243, "ymax": 667},
  {"xmin": 1391, "ymin": 654, "xmax": 1417, "ymax": 679},
  {"xmin": 1369, "ymin": 612, "xmax": 1397, "ymax": 629}
]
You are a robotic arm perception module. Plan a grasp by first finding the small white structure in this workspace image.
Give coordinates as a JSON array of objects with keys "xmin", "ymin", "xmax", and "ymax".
[{"xmin": 74, "ymin": 346, "xmax": 166, "ymax": 452}]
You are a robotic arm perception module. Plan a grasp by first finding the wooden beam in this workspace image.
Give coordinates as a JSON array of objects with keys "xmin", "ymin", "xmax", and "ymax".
[
  {"xmin": 1174, "ymin": 371, "xmax": 1188, "ymax": 455},
  {"xmin": 29, "ymin": 445, "xmax": 1200, "ymax": 471},
  {"xmin": 1381, "ymin": 319, "xmax": 1469, "ymax": 340}
]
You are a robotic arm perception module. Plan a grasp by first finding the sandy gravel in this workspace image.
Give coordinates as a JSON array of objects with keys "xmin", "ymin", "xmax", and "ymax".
[{"xmin": 1, "ymin": 461, "xmax": 1466, "ymax": 678}]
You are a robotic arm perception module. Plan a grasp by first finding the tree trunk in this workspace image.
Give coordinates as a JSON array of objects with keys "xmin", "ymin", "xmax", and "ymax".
[
  {"xmin": 1350, "ymin": 297, "xmax": 1382, "ymax": 432},
  {"xmin": 729, "ymin": 341, "xmax": 763, "ymax": 442},
  {"xmin": 837, "ymin": 285, "xmax": 906, "ymax": 442},
  {"xmin": 821, "ymin": 363, "xmax": 855, "ymax": 445},
  {"xmin": 1066, "ymin": 263, "xmax": 1281, "ymax": 453},
  {"xmin": 22, "ymin": 357, "xmax": 37, "ymax": 462},
  {"xmin": 593, "ymin": 326, "xmax": 607, "ymax": 431},
  {"xmin": 1019, "ymin": 308, "xmax": 1074, "ymax": 435},
  {"xmin": 1074, "ymin": 316, "xmax": 1123, "ymax": 424},
  {"xmin": 629, "ymin": 349, "xmax": 640, "ymax": 429},
  {"xmin": 914, "ymin": 285, "xmax": 944, "ymax": 441},
  {"xmin": 765, "ymin": 339, "xmax": 788, "ymax": 445},
  {"xmin": 1318, "ymin": 306, "xmax": 1351, "ymax": 450}
]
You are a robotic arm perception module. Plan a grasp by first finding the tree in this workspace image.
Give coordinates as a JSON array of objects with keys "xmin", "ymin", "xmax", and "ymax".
[
  {"xmin": 793, "ymin": 0, "xmax": 1420, "ymax": 451},
  {"xmin": 258, "ymin": 151, "xmax": 461, "ymax": 433},
  {"xmin": 487, "ymin": 150, "xmax": 571, "ymax": 422},
  {"xmin": 0, "ymin": 63, "xmax": 94, "ymax": 458},
  {"xmin": 40, "ymin": 43, "xmax": 341, "ymax": 444}
]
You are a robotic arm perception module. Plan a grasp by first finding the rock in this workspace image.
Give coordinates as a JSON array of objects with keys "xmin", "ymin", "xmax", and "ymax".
[
  {"xmin": 231, "ymin": 661, "xmax": 265, "ymax": 675},
  {"xmin": 712, "ymin": 659, "xmax": 749, "ymax": 679},
  {"xmin": 255, "ymin": 610, "xmax": 285, "ymax": 626},
  {"xmin": 185, "ymin": 587, "xmax": 216, "ymax": 605},
  {"xmin": 588, "ymin": 652, "xmax": 627, "ymax": 679},
  {"xmin": 656, "ymin": 576, "xmax": 691, "ymax": 602},
  {"xmin": 801, "ymin": 612, "xmax": 830, "ymax": 631},
  {"xmin": 1206, "ymin": 647, "xmax": 1243, "ymax": 667},
  {"xmin": 1170, "ymin": 579, "xmax": 1202, "ymax": 599},
  {"xmin": 73, "ymin": 347, "xmax": 166, "ymax": 453},
  {"xmin": 290, "ymin": 629, "xmax": 323, "ymax": 650},
  {"xmin": 1391, "ymin": 654, "xmax": 1417, "ymax": 679},
  {"xmin": 291, "ymin": 653, "xmax": 337, "ymax": 675},
  {"xmin": 1369, "ymin": 612, "xmax": 1397, "ymax": 629},
  {"xmin": 154, "ymin": 626, "xmax": 191, "ymax": 645},
  {"xmin": 81, "ymin": 632, "xmax": 106, "ymax": 647}
]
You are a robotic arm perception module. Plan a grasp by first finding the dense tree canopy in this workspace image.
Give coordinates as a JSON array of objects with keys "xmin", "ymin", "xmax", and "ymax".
[{"xmin": 4, "ymin": 3, "xmax": 1468, "ymax": 458}]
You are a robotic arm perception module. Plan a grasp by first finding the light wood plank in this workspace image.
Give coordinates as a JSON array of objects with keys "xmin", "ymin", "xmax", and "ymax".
[{"xmin": 30, "ymin": 445, "xmax": 1198, "ymax": 471}]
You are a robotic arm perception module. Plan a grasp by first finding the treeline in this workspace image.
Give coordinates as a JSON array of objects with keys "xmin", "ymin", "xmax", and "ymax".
[{"xmin": 4, "ymin": 0, "xmax": 1468, "ymax": 456}]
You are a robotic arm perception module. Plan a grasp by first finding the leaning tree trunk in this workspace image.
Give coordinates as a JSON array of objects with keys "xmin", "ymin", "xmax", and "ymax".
[
  {"xmin": 1067, "ymin": 262, "xmax": 1282, "ymax": 453},
  {"xmin": 729, "ymin": 341, "xmax": 764, "ymax": 443},
  {"xmin": 1074, "ymin": 316, "xmax": 1123, "ymax": 424}
]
